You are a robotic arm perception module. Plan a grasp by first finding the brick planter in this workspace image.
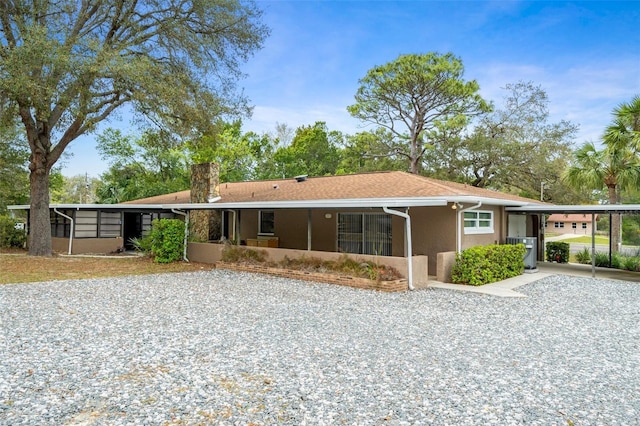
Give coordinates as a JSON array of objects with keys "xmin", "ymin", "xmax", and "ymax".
[{"xmin": 216, "ymin": 262, "xmax": 408, "ymax": 292}]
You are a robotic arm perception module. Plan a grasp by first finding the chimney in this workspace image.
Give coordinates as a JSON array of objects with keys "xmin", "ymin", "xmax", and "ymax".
[
  {"xmin": 190, "ymin": 163, "xmax": 220, "ymax": 203},
  {"xmin": 190, "ymin": 163, "xmax": 221, "ymax": 242}
]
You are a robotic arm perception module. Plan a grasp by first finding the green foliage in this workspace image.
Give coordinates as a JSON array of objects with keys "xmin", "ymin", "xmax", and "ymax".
[
  {"xmin": 590, "ymin": 251, "xmax": 622, "ymax": 269},
  {"xmin": 337, "ymin": 129, "xmax": 406, "ymax": 174},
  {"xmin": 545, "ymin": 242, "xmax": 570, "ymax": 263},
  {"xmin": 348, "ymin": 52, "xmax": 489, "ymax": 174},
  {"xmin": 594, "ymin": 252, "xmax": 611, "ymax": 267},
  {"xmin": 186, "ymin": 120, "xmax": 274, "ymax": 182},
  {"xmin": 95, "ymin": 129, "xmax": 190, "ymax": 203},
  {"xmin": 575, "ymin": 247, "xmax": 592, "ymax": 264},
  {"xmin": 0, "ymin": 124, "xmax": 29, "ymax": 212},
  {"xmin": 622, "ymin": 215, "xmax": 640, "ymax": 245},
  {"xmin": 148, "ymin": 219, "xmax": 185, "ymax": 264},
  {"xmin": 424, "ymin": 82, "xmax": 578, "ymax": 201},
  {"xmin": 451, "ymin": 244, "xmax": 526, "ymax": 286},
  {"xmin": 271, "ymin": 122, "xmax": 342, "ymax": 177},
  {"xmin": 0, "ymin": 1, "xmax": 268, "ymax": 254},
  {"xmin": 50, "ymin": 174, "xmax": 100, "ymax": 204},
  {"xmin": 0, "ymin": 215, "xmax": 26, "ymax": 248},
  {"xmin": 129, "ymin": 235, "xmax": 153, "ymax": 254},
  {"xmin": 623, "ymin": 256, "xmax": 640, "ymax": 272}
]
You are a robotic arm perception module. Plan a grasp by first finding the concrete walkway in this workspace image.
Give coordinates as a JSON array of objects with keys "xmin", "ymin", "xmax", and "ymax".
[{"xmin": 426, "ymin": 261, "xmax": 640, "ymax": 298}]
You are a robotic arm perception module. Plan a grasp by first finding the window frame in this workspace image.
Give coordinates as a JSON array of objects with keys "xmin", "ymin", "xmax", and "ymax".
[
  {"xmin": 258, "ymin": 210, "xmax": 275, "ymax": 235},
  {"xmin": 463, "ymin": 210, "xmax": 494, "ymax": 235},
  {"xmin": 337, "ymin": 212, "xmax": 392, "ymax": 256}
]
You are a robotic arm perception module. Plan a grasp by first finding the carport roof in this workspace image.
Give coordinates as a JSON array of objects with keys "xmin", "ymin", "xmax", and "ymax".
[{"xmin": 506, "ymin": 204, "xmax": 640, "ymax": 214}]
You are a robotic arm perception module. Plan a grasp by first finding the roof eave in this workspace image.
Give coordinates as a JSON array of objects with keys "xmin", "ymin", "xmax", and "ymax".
[
  {"xmin": 506, "ymin": 204, "xmax": 640, "ymax": 214},
  {"xmin": 166, "ymin": 197, "xmax": 450, "ymax": 210}
]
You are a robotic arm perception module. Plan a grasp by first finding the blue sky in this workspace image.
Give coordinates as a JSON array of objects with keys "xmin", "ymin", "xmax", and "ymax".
[{"xmin": 63, "ymin": 0, "xmax": 640, "ymax": 177}]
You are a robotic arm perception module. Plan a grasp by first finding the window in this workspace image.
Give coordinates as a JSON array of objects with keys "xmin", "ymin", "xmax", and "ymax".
[
  {"xmin": 75, "ymin": 210, "xmax": 98, "ymax": 238},
  {"xmin": 582, "ymin": 223, "xmax": 587, "ymax": 229},
  {"xmin": 99, "ymin": 211, "xmax": 121, "ymax": 237},
  {"xmin": 571, "ymin": 222, "xmax": 577, "ymax": 229},
  {"xmin": 50, "ymin": 210, "xmax": 71, "ymax": 238},
  {"xmin": 553, "ymin": 222, "xmax": 564, "ymax": 228},
  {"xmin": 463, "ymin": 211, "xmax": 493, "ymax": 234},
  {"xmin": 259, "ymin": 210, "xmax": 275, "ymax": 235},
  {"xmin": 338, "ymin": 213, "xmax": 391, "ymax": 256}
]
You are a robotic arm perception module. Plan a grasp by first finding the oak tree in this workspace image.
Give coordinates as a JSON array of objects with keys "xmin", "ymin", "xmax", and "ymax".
[{"xmin": 0, "ymin": 0, "xmax": 268, "ymax": 255}]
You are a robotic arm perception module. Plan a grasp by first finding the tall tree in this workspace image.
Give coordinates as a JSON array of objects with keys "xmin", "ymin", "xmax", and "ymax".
[
  {"xmin": 0, "ymin": 1, "xmax": 269, "ymax": 255},
  {"xmin": 425, "ymin": 82, "xmax": 578, "ymax": 202},
  {"xmin": 95, "ymin": 129, "xmax": 190, "ymax": 203},
  {"xmin": 271, "ymin": 122, "xmax": 342, "ymax": 178},
  {"xmin": 563, "ymin": 142, "xmax": 640, "ymax": 253},
  {"xmin": 337, "ymin": 129, "xmax": 406, "ymax": 174},
  {"xmin": 605, "ymin": 95, "xmax": 640, "ymax": 152},
  {"xmin": 347, "ymin": 52, "xmax": 489, "ymax": 174},
  {"xmin": 187, "ymin": 120, "xmax": 274, "ymax": 182},
  {"xmin": 0, "ymin": 120, "xmax": 29, "ymax": 211},
  {"xmin": 51, "ymin": 174, "xmax": 100, "ymax": 204}
]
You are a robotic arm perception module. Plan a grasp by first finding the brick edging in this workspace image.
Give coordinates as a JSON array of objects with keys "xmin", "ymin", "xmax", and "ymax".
[{"xmin": 216, "ymin": 262, "xmax": 408, "ymax": 292}]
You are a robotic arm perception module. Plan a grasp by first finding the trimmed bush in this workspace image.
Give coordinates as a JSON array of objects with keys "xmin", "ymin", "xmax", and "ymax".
[
  {"xmin": 149, "ymin": 218, "xmax": 185, "ymax": 263},
  {"xmin": 546, "ymin": 241, "xmax": 569, "ymax": 263},
  {"xmin": 0, "ymin": 215, "xmax": 26, "ymax": 248},
  {"xmin": 451, "ymin": 244, "xmax": 526, "ymax": 286}
]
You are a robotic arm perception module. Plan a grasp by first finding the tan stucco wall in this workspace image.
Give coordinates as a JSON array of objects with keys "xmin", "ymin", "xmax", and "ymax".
[
  {"xmin": 436, "ymin": 251, "xmax": 457, "ymax": 283},
  {"xmin": 52, "ymin": 237, "xmax": 124, "ymax": 254},
  {"xmin": 187, "ymin": 242, "xmax": 225, "ymax": 263},
  {"xmin": 187, "ymin": 242, "xmax": 429, "ymax": 285},
  {"xmin": 461, "ymin": 205, "xmax": 505, "ymax": 250},
  {"xmin": 410, "ymin": 206, "xmax": 457, "ymax": 272}
]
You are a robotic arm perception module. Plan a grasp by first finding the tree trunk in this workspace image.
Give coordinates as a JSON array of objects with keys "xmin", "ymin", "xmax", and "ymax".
[
  {"xmin": 28, "ymin": 151, "xmax": 53, "ymax": 256},
  {"xmin": 608, "ymin": 185, "xmax": 620, "ymax": 254}
]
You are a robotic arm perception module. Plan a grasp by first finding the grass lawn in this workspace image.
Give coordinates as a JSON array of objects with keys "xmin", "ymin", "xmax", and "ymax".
[
  {"xmin": 558, "ymin": 235, "xmax": 609, "ymax": 244},
  {"xmin": 0, "ymin": 250, "xmax": 215, "ymax": 285}
]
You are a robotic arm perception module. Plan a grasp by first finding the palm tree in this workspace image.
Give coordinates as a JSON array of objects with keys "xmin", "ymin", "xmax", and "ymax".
[
  {"xmin": 605, "ymin": 95, "xmax": 640, "ymax": 152},
  {"xmin": 563, "ymin": 142, "xmax": 640, "ymax": 253}
]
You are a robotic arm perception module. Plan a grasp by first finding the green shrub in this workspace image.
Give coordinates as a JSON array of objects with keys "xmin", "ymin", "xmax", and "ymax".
[
  {"xmin": 623, "ymin": 256, "xmax": 640, "ymax": 272},
  {"xmin": 594, "ymin": 252, "xmax": 610, "ymax": 267},
  {"xmin": 129, "ymin": 235, "xmax": 152, "ymax": 253},
  {"xmin": 575, "ymin": 247, "xmax": 591, "ymax": 264},
  {"xmin": 0, "ymin": 215, "xmax": 27, "ymax": 248},
  {"xmin": 148, "ymin": 218, "xmax": 185, "ymax": 263},
  {"xmin": 451, "ymin": 244, "xmax": 526, "ymax": 286},
  {"xmin": 611, "ymin": 253, "xmax": 623, "ymax": 269},
  {"xmin": 545, "ymin": 242, "xmax": 570, "ymax": 263}
]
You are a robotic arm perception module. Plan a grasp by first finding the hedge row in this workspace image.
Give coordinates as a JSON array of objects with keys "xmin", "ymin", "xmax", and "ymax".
[{"xmin": 452, "ymin": 243, "xmax": 526, "ymax": 286}]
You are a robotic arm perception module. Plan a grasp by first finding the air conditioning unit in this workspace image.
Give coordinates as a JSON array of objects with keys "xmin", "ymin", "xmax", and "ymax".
[{"xmin": 506, "ymin": 237, "xmax": 538, "ymax": 272}]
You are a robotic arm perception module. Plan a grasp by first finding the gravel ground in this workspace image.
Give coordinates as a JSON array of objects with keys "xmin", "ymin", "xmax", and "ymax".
[{"xmin": 1, "ymin": 270, "xmax": 639, "ymax": 425}]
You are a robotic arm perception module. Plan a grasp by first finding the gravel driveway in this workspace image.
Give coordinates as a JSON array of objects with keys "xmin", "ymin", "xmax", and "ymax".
[{"xmin": 1, "ymin": 270, "xmax": 639, "ymax": 425}]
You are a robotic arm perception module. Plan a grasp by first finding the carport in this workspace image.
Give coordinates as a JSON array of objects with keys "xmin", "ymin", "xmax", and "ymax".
[{"xmin": 506, "ymin": 204, "xmax": 640, "ymax": 277}]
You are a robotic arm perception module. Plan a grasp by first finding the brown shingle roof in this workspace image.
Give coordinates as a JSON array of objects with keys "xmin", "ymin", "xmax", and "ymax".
[{"xmin": 125, "ymin": 171, "xmax": 538, "ymax": 205}]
